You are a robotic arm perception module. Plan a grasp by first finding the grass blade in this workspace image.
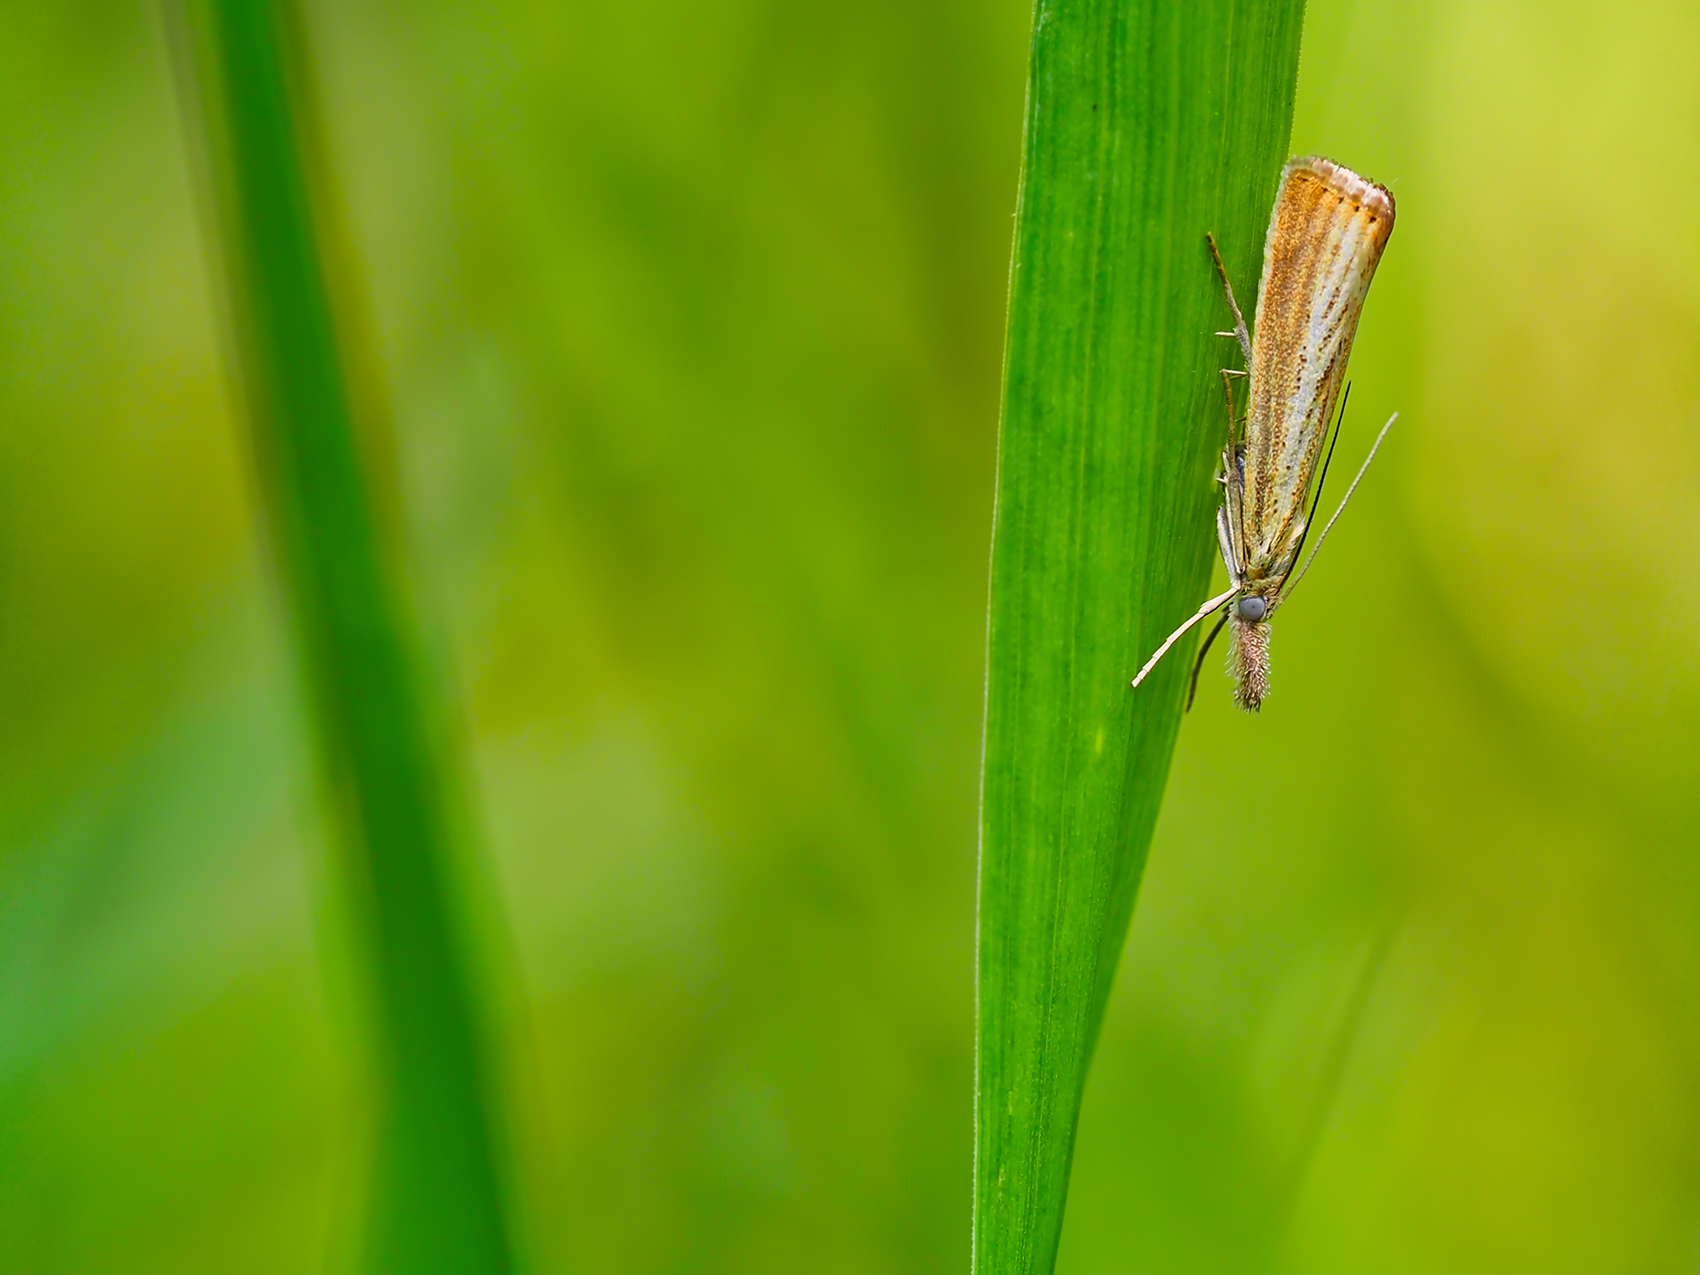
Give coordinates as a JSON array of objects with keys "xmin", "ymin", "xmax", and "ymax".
[
  {"xmin": 167, "ymin": 2, "xmax": 518, "ymax": 1269},
  {"xmin": 976, "ymin": 4, "xmax": 1305, "ymax": 1272}
]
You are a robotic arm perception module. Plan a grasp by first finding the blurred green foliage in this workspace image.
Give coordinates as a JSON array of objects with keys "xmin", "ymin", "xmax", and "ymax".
[
  {"xmin": 1, "ymin": 0, "xmax": 1698, "ymax": 1273},
  {"xmin": 173, "ymin": 0, "xmax": 519, "ymax": 1268}
]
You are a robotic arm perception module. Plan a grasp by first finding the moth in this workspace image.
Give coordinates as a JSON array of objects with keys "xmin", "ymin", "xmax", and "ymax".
[{"xmin": 1132, "ymin": 155, "xmax": 1398, "ymax": 711}]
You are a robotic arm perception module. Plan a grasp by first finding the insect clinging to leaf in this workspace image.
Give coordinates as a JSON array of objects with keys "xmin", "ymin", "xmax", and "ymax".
[{"xmin": 1132, "ymin": 155, "xmax": 1398, "ymax": 711}]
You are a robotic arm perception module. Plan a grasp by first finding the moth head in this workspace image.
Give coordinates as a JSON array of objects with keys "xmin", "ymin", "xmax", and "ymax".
[{"xmin": 1235, "ymin": 593, "xmax": 1269, "ymax": 624}]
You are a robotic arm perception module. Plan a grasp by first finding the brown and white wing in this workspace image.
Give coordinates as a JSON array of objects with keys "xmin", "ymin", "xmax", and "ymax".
[{"xmin": 1238, "ymin": 156, "xmax": 1394, "ymax": 577}]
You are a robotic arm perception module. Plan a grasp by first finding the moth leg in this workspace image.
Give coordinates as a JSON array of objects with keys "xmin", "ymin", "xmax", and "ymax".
[
  {"xmin": 1185, "ymin": 607, "xmax": 1232, "ymax": 712},
  {"xmin": 1216, "ymin": 352, "xmax": 1248, "ymax": 579},
  {"xmin": 1205, "ymin": 232, "xmax": 1254, "ymax": 366},
  {"xmin": 1131, "ymin": 586, "xmax": 1238, "ymax": 690},
  {"xmin": 1216, "ymin": 503, "xmax": 1243, "ymax": 582},
  {"xmin": 1218, "ymin": 368, "xmax": 1244, "ymax": 455}
]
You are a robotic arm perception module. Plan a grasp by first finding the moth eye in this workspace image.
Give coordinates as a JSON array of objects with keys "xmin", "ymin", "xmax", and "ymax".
[{"xmin": 1237, "ymin": 595, "xmax": 1268, "ymax": 623}]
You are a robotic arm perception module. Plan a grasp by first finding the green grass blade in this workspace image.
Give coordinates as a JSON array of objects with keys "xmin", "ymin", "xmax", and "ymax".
[
  {"xmin": 976, "ymin": 4, "xmax": 1305, "ymax": 1272},
  {"xmin": 168, "ymin": 2, "xmax": 518, "ymax": 1270}
]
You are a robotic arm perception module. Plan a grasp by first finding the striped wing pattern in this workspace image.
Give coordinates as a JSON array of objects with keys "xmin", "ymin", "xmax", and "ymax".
[{"xmin": 1239, "ymin": 157, "xmax": 1394, "ymax": 580}]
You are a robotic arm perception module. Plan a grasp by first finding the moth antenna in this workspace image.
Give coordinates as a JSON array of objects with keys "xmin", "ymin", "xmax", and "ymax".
[
  {"xmin": 1278, "ymin": 382, "xmax": 1351, "ymax": 599},
  {"xmin": 1131, "ymin": 586, "xmax": 1238, "ymax": 689},
  {"xmin": 1185, "ymin": 606, "xmax": 1232, "ymax": 711},
  {"xmin": 1205, "ymin": 232, "xmax": 1253, "ymax": 366},
  {"xmin": 1283, "ymin": 411, "xmax": 1399, "ymax": 599}
]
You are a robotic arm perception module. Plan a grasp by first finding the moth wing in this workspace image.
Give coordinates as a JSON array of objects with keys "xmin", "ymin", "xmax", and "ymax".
[{"xmin": 1239, "ymin": 157, "xmax": 1394, "ymax": 577}]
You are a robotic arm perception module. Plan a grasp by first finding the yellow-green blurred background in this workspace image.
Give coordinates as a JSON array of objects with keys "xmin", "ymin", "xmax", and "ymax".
[{"xmin": 3, "ymin": 0, "xmax": 1699, "ymax": 1271}]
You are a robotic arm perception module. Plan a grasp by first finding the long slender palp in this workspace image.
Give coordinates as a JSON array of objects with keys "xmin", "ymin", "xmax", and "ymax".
[
  {"xmin": 1185, "ymin": 606, "xmax": 1232, "ymax": 712},
  {"xmin": 1131, "ymin": 586, "xmax": 1237, "ymax": 689},
  {"xmin": 1283, "ymin": 412, "xmax": 1399, "ymax": 598},
  {"xmin": 1206, "ymin": 232, "xmax": 1253, "ymax": 366}
]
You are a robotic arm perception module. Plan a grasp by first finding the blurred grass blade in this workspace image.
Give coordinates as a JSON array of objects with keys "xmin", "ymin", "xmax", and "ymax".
[
  {"xmin": 976, "ymin": 3, "xmax": 1305, "ymax": 1271},
  {"xmin": 167, "ymin": 2, "xmax": 518, "ymax": 1270}
]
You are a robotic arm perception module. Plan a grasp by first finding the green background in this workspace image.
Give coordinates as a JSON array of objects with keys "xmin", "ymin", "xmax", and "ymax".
[{"xmin": 2, "ymin": 0, "xmax": 1698, "ymax": 1271}]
